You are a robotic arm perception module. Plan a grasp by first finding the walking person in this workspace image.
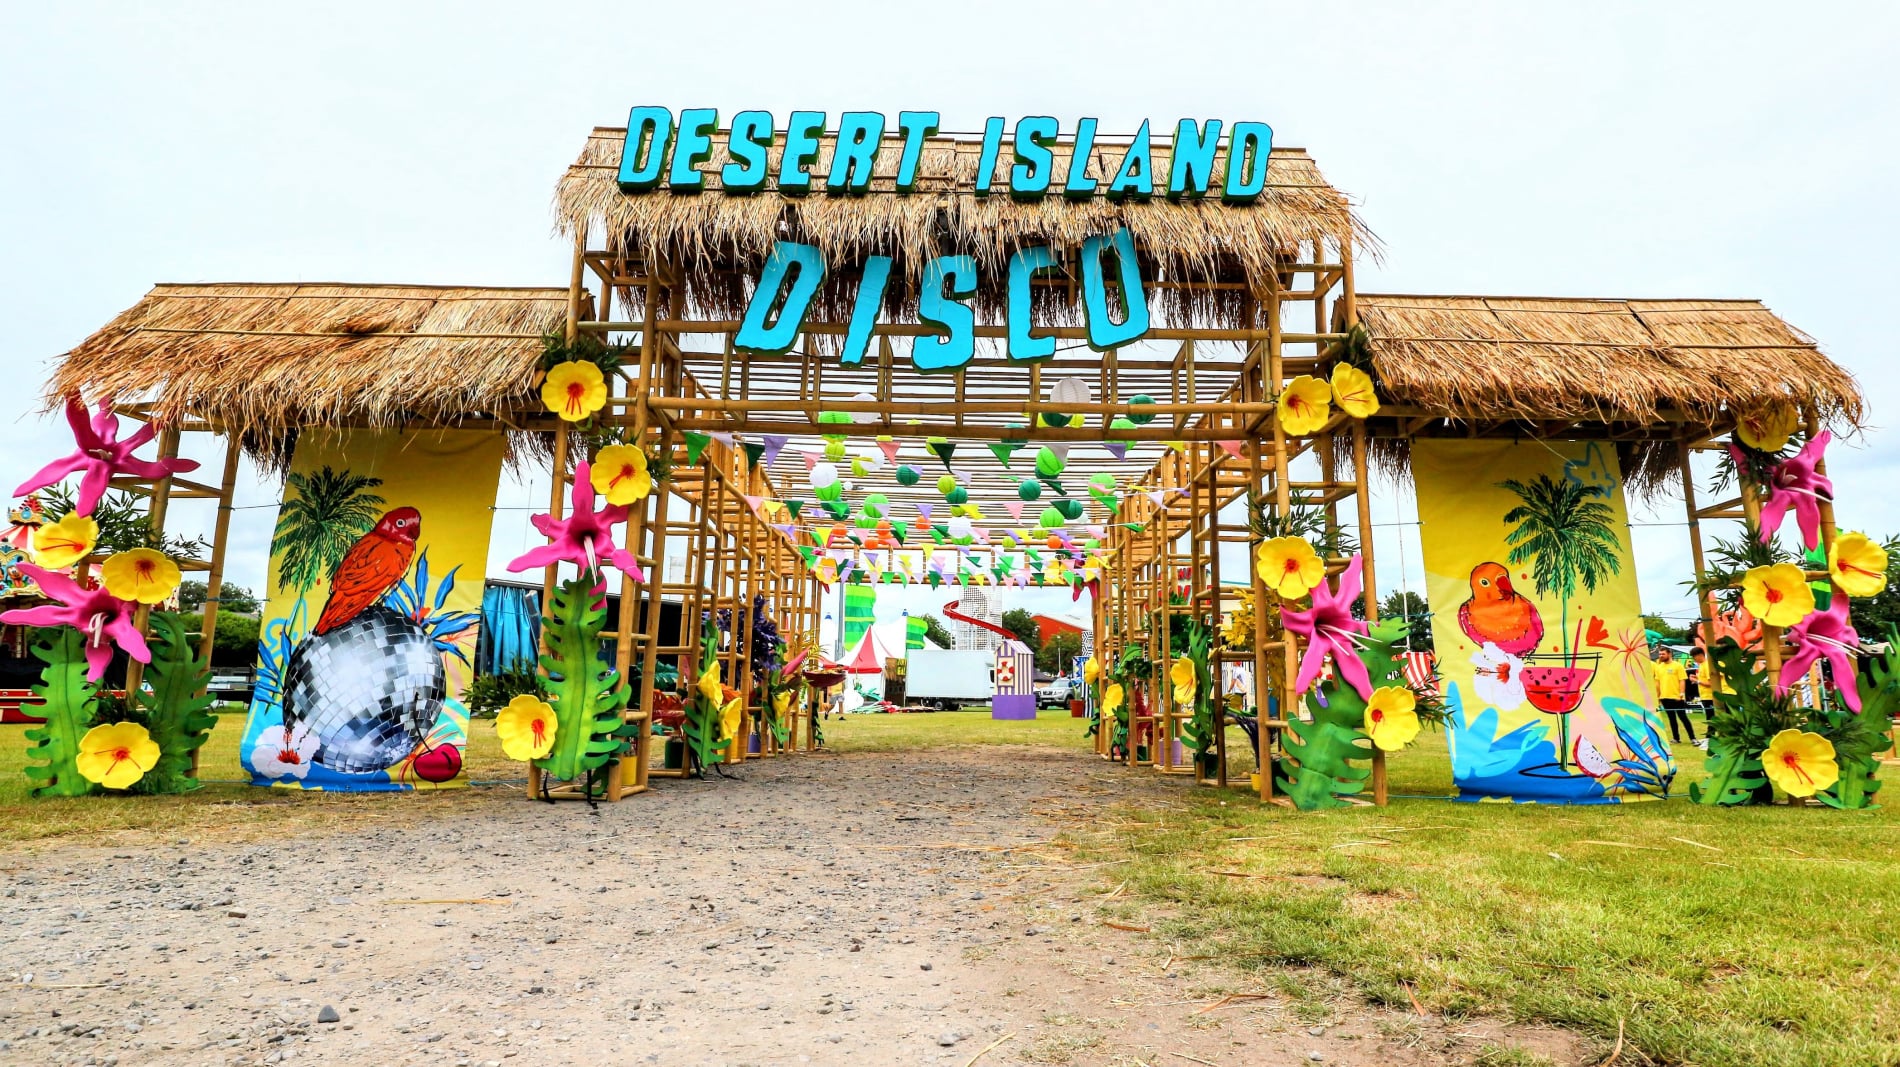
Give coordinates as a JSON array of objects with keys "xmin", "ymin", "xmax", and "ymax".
[
  {"xmin": 1684, "ymin": 647, "xmax": 1709, "ymax": 749},
  {"xmin": 1651, "ymin": 645, "xmax": 1695, "ymax": 744}
]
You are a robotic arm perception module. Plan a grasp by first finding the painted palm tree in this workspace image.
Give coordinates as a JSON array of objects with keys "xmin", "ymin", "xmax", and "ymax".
[{"xmin": 272, "ymin": 467, "xmax": 386, "ymax": 595}]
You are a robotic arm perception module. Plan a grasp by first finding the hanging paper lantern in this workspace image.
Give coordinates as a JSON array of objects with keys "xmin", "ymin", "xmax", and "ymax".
[
  {"xmin": 814, "ymin": 482, "xmax": 843, "ymax": 503},
  {"xmin": 849, "ymin": 390, "xmax": 879, "ymax": 424},
  {"xmin": 1035, "ymin": 447, "xmax": 1065, "ymax": 478},
  {"xmin": 1089, "ymin": 472, "xmax": 1116, "ymax": 492},
  {"xmin": 1042, "ymin": 377, "xmax": 1093, "ymax": 428},
  {"xmin": 1046, "ymin": 535, "xmax": 1064, "ymax": 549},
  {"xmin": 854, "ymin": 515, "xmax": 877, "ymax": 530},
  {"xmin": 1125, "ymin": 394, "xmax": 1156, "ymax": 425},
  {"xmin": 947, "ymin": 516, "xmax": 974, "ymax": 541},
  {"xmin": 811, "ymin": 462, "xmax": 839, "ymax": 490},
  {"xmin": 1039, "ymin": 506, "xmax": 1066, "ymax": 529},
  {"xmin": 824, "ymin": 440, "xmax": 848, "ymax": 461},
  {"xmin": 1054, "ymin": 498, "xmax": 1086, "ymax": 521},
  {"xmin": 862, "ymin": 493, "xmax": 889, "ymax": 518},
  {"xmin": 936, "ymin": 474, "xmax": 958, "ymax": 496},
  {"xmin": 1017, "ymin": 478, "xmax": 1042, "ymax": 501},
  {"xmin": 1109, "ymin": 416, "xmax": 1135, "ymax": 430},
  {"xmin": 946, "ymin": 487, "xmax": 968, "ymax": 506},
  {"xmin": 896, "ymin": 464, "xmax": 920, "ymax": 486}
]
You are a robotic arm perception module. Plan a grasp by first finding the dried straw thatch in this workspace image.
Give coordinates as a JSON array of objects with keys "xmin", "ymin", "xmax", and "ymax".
[
  {"xmin": 554, "ymin": 126, "xmax": 1372, "ymax": 327},
  {"xmin": 49, "ymin": 283, "xmax": 570, "ymax": 434}
]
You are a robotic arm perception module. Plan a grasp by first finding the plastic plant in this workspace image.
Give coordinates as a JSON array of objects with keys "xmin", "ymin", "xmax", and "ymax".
[
  {"xmin": 1692, "ymin": 641, "xmax": 1790, "ymax": 805},
  {"xmin": 533, "ymin": 575, "xmax": 632, "ymax": 784},
  {"xmin": 1176, "ymin": 618, "xmax": 1218, "ymax": 770},
  {"xmin": 20, "ymin": 629, "xmax": 100, "ymax": 797},
  {"xmin": 682, "ymin": 618, "xmax": 727, "ymax": 774},
  {"xmin": 132, "ymin": 614, "xmax": 216, "ymax": 794},
  {"xmin": 1276, "ymin": 617, "xmax": 1409, "ymax": 810}
]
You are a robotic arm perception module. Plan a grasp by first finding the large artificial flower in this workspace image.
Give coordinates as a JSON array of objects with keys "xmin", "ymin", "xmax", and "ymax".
[
  {"xmin": 1734, "ymin": 404, "xmax": 1799, "ymax": 453},
  {"xmin": 14, "ymin": 397, "xmax": 201, "ymax": 518},
  {"xmin": 32, "ymin": 513, "xmax": 98, "ymax": 569},
  {"xmin": 541, "ymin": 360, "xmax": 608, "ymax": 422},
  {"xmin": 1829, "ymin": 531, "xmax": 1889, "ymax": 598},
  {"xmin": 1363, "ymin": 686, "xmax": 1420, "ymax": 751},
  {"xmin": 1778, "ymin": 595, "xmax": 1862, "ymax": 712},
  {"xmin": 1256, "ymin": 536, "xmax": 1324, "ymax": 599},
  {"xmin": 1749, "ymin": 432, "xmax": 1833, "ymax": 552},
  {"xmin": 1330, "ymin": 363, "xmax": 1380, "ymax": 419},
  {"xmin": 76, "ymin": 721, "xmax": 161, "ymax": 790},
  {"xmin": 1470, "ymin": 642, "xmax": 1527, "ymax": 711},
  {"xmin": 1083, "ymin": 657, "xmax": 1101, "ymax": 686},
  {"xmin": 1170, "ymin": 655, "xmax": 1197, "ymax": 706},
  {"xmin": 0, "ymin": 563, "xmax": 148, "ymax": 681},
  {"xmin": 251, "ymin": 723, "xmax": 318, "ymax": 780},
  {"xmin": 772, "ymin": 690, "xmax": 794, "ymax": 719},
  {"xmin": 1101, "ymin": 682, "xmax": 1126, "ymax": 717},
  {"xmin": 1761, "ymin": 728, "xmax": 1839, "ymax": 798},
  {"xmin": 720, "ymin": 695, "xmax": 744, "ymax": 744},
  {"xmin": 590, "ymin": 444, "xmax": 652, "ymax": 505},
  {"xmin": 1741, "ymin": 563, "xmax": 1815, "ymax": 628},
  {"xmin": 696, "ymin": 665, "xmax": 723, "ymax": 709},
  {"xmin": 496, "ymin": 694, "xmax": 558, "ymax": 761},
  {"xmin": 101, "ymin": 548, "xmax": 181, "ymax": 605},
  {"xmin": 1280, "ymin": 553, "xmax": 1372, "ymax": 699},
  {"xmin": 506, "ymin": 460, "xmax": 643, "ymax": 581},
  {"xmin": 1276, "ymin": 375, "xmax": 1333, "ymax": 436}
]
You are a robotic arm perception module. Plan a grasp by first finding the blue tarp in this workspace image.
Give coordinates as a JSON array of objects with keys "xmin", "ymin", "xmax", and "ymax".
[{"xmin": 479, "ymin": 584, "xmax": 540, "ymax": 675}]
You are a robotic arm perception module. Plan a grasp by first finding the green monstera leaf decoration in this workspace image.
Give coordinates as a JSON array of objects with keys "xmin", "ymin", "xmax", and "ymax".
[
  {"xmin": 534, "ymin": 576, "xmax": 632, "ymax": 783},
  {"xmin": 21, "ymin": 629, "xmax": 100, "ymax": 798}
]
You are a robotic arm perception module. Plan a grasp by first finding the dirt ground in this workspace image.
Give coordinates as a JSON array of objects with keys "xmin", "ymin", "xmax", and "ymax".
[{"xmin": 0, "ymin": 747, "xmax": 1586, "ymax": 1067}]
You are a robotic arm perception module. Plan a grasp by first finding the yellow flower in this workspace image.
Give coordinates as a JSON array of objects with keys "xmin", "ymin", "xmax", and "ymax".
[
  {"xmin": 1734, "ymin": 404, "xmax": 1799, "ymax": 452},
  {"xmin": 1829, "ymin": 532, "xmax": 1889, "ymax": 598},
  {"xmin": 1741, "ymin": 563, "xmax": 1816, "ymax": 628},
  {"xmin": 100, "ymin": 549, "xmax": 181, "ymax": 605},
  {"xmin": 1170, "ymin": 655, "xmax": 1197, "ymax": 706},
  {"xmin": 1256, "ymin": 536, "xmax": 1324, "ymax": 599},
  {"xmin": 697, "ymin": 665, "xmax": 724, "ymax": 709},
  {"xmin": 541, "ymin": 360, "xmax": 608, "ymax": 422},
  {"xmin": 32, "ymin": 513, "xmax": 98, "ymax": 569},
  {"xmin": 1276, "ymin": 375, "xmax": 1333, "ymax": 436},
  {"xmin": 1761, "ymin": 729, "xmax": 1839, "ymax": 798},
  {"xmin": 1363, "ymin": 686, "xmax": 1420, "ymax": 752},
  {"xmin": 773, "ymin": 690, "xmax": 794, "ymax": 718},
  {"xmin": 495, "ymin": 694, "xmax": 557, "ymax": 761},
  {"xmin": 76, "ymin": 721, "xmax": 160, "ymax": 790},
  {"xmin": 720, "ymin": 696, "xmax": 744, "ymax": 743},
  {"xmin": 590, "ymin": 444, "xmax": 651, "ymax": 504},
  {"xmin": 1101, "ymin": 683, "xmax": 1125, "ymax": 717},
  {"xmin": 1083, "ymin": 657, "xmax": 1101, "ymax": 685},
  {"xmin": 1330, "ymin": 363, "xmax": 1380, "ymax": 419}
]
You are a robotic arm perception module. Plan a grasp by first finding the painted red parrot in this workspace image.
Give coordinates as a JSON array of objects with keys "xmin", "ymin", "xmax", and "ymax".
[
  {"xmin": 313, "ymin": 507, "xmax": 421, "ymax": 635},
  {"xmin": 1457, "ymin": 561, "xmax": 1544, "ymax": 656}
]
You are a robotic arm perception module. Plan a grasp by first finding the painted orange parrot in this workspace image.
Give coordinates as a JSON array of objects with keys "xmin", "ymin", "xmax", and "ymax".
[
  {"xmin": 1456, "ymin": 561, "xmax": 1544, "ymax": 656},
  {"xmin": 313, "ymin": 507, "xmax": 421, "ymax": 635}
]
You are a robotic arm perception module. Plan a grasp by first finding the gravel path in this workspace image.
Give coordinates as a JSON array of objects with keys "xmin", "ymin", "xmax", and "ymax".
[{"xmin": 1, "ymin": 746, "xmax": 1583, "ymax": 1066}]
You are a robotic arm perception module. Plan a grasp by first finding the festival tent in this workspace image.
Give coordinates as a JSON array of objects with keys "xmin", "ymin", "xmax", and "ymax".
[{"xmin": 842, "ymin": 626, "xmax": 902, "ymax": 675}]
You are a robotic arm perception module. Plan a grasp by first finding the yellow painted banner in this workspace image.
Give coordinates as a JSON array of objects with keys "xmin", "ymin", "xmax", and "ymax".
[
  {"xmin": 1413, "ymin": 439, "xmax": 1675, "ymax": 802},
  {"xmin": 240, "ymin": 428, "xmax": 504, "ymax": 791}
]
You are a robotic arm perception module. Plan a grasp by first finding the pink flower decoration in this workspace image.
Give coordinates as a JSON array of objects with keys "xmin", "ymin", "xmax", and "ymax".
[
  {"xmin": 1778, "ymin": 593, "xmax": 1862, "ymax": 713},
  {"xmin": 15, "ymin": 397, "xmax": 201, "ymax": 517},
  {"xmin": 506, "ymin": 461, "xmax": 644, "ymax": 581},
  {"xmin": 1280, "ymin": 553, "xmax": 1373, "ymax": 699},
  {"xmin": 1736, "ymin": 431, "xmax": 1833, "ymax": 551},
  {"xmin": 0, "ymin": 563, "xmax": 150, "ymax": 681}
]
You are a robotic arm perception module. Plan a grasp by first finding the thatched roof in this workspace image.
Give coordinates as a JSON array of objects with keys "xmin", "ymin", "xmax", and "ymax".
[
  {"xmin": 554, "ymin": 125, "xmax": 1372, "ymax": 325},
  {"xmin": 50, "ymin": 283, "xmax": 570, "ymax": 432},
  {"xmin": 1358, "ymin": 295, "xmax": 1862, "ymax": 427}
]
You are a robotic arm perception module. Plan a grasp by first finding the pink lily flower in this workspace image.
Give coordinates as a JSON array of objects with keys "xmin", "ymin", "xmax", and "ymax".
[
  {"xmin": 15, "ymin": 397, "xmax": 201, "ymax": 517},
  {"xmin": 506, "ymin": 461, "xmax": 644, "ymax": 581},
  {"xmin": 0, "ymin": 564, "xmax": 150, "ymax": 681},
  {"xmin": 1280, "ymin": 553, "xmax": 1373, "ymax": 699},
  {"xmin": 1736, "ymin": 431, "xmax": 1833, "ymax": 551},
  {"xmin": 1778, "ymin": 593, "xmax": 1862, "ymax": 712}
]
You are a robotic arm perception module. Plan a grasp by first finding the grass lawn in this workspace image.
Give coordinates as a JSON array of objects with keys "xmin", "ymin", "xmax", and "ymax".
[{"xmin": 4, "ymin": 706, "xmax": 1895, "ymax": 1065}]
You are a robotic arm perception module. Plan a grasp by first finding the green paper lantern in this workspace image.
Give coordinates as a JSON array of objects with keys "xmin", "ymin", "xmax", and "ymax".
[
  {"xmin": 1039, "ymin": 506, "xmax": 1066, "ymax": 528},
  {"xmin": 1018, "ymin": 478, "xmax": 1043, "ymax": 501},
  {"xmin": 862, "ymin": 493, "xmax": 889, "ymax": 518},
  {"xmin": 1089, "ymin": 472, "xmax": 1116, "ymax": 491},
  {"xmin": 816, "ymin": 410, "xmax": 852, "ymax": 428},
  {"xmin": 824, "ymin": 440, "xmax": 847, "ymax": 461},
  {"xmin": 1109, "ymin": 416, "xmax": 1135, "ymax": 430},
  {"xmin": 1055, "ymin": 498, "xmax": 1086, "ymax": 521},
  {"xmin": 1039, "ymin": 411, "xmax": 1072, "ymax": 428},
  {"xmin": 946, "ymin": 487, "xmax": 968, "ymax": 506},
  {"xmin": 896, "ymin": 464, "xmax": 920, "ymax": 486},
  {"xmin": 853, "ymin": 515, "xmax": 877, "ymax": 530},
  {"xmin": 936, "ymin": 474, "xmax": 958, "ymax": 496},
  {"xmin": 1034, "ymin": 447, "xmax": 1064, "ymax": 478},
  {"xmin": 1125, "ymin": 394, "xmax": 1156, "ymax": 425},
  {"xmin": 814, "ymin": 482, "xmax": 843, "ymax": 503}
]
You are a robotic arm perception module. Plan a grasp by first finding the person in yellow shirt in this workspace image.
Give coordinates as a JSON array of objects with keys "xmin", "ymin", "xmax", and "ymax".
[{"xmin": 1650, "ymin": 645, "xmax": 1695, "ymax": 743}]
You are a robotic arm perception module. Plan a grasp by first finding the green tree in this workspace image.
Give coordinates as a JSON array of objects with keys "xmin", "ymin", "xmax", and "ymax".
[
  {"xmin": 1642, "ymin": 614, "xmax": 1691, "ymax": 644},
  {"xmin": 919, "ymin": 613, "xmax": 955, "ymax": 650},
  {"xmin": 999, "ymin": 608, "xmax": 1043, "ymax": 653},
  {"xmin": 39, "ymin": 484, "xmax": 208, "ymax": 559},
  {"xmin": 1381, "ymin": 590, "xmax": 1434, "ymax": 652},
  {"xmin": 178, "ymin": 580, "xmax": 260, "ymax": 615},
  {"xmin": 272, "ymin": 466, "xmax": 386, "ymax": 595},
  {"xmin": 1848, "ymin": 538, "xmax": 1900, "ymax": 638},
  {"xmin": 1037, "ymin": 631, "xmax": 1082, "ymax": 675},
  {"xmin": 1498, "ymin": 473, "xmax": 1623, "ymax": 657}
]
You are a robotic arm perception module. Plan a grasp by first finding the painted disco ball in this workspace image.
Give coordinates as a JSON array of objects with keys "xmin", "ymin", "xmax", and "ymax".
[{"xmin": 282, "ymin": 604, "xmax": 445, "ymax": 774}]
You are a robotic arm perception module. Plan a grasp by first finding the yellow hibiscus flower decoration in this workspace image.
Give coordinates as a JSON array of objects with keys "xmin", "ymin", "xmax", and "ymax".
[
  {"xmin": 1256, "ymin": 536, "xmax": 1324, "ymax": 599},
  {"xmin": 76, "ymin": 721, "xmax": 161, "ymax": 790},
  {"xmin": 720, "ymin": 696, "xmax": 744, "ymax": 744},
  {"xmin": 1761, "ymin": 728, "xmax": 1838, "ymax": 798},
  {"xmin": 1363, "ymin": 686, "xmax": 1421, "ymax": 752},
  {"xmin": 1741, "ymin": 562, "xmax": 1815, "ymax": 627},
  {"xmin": 101, "ymin": 548, "xmax": 182, "ymax": 605},
  {"xmin": 589, "ymin": 444, "xmax": 652, "ymax": 504},
  {"xmin": 1083, "ymin": 657, "xmax": 1101, "ymax": 686},
  {"xmin": 1101, "ymin": 683, "xmax": 1125, "ymax": 717},
  {"xmin": 1734, "ymin": 403, "xmax": 1799, "ymax": 452},
  {"xmin": 1276, "ymin": 375, "xmax": 1333, "ymax": 436},
  {"xmin": 495, "ymin": 694, "xmax": 558, "ymax": 761},
  {"xmin": 32, "ymin": 513, "xmax": 98, "ymax": 569},
  {"xmin": 1330, "ymin": 363, "xmax": 1380, "ymax": 419},
  {"xmin": 1170, "ymin": 655, "xmax": 1197, "ymax": 706},
  {"xmin": 1829, "ymin": 532, "xmax": 1889, "ymax": 598},
  {"xmin": 697, "ymin": 665, "xmax": 724, "ymax": 709},
  {"xmin": 541, "ymin": 360, "xmax": 608, "ymax": 422},
  {"xmin": 773, "ymin": 690, "xmax": 794, "ymax": 718}
]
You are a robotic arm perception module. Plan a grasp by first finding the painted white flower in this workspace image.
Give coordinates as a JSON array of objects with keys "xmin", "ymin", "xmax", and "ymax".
[
  {"xmin": 251, "ymin": 723, "xmax": 318, "ymax": 780},
  {"xmin": 1471, "ymin": 642, "xmax": 1527, "ymax": 712}
]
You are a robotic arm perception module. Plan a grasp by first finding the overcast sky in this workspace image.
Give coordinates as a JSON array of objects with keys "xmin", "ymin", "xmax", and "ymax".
[{"xmin": 3, "ymin": 2, "xmax": 1895, "ymax": 640}]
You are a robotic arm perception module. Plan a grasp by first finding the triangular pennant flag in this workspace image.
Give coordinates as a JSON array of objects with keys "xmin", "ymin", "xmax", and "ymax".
[
  {"xmin": 891, "ymin": 526, "xmax": 908, "ymax": 544},
  {"xmin": 742, "ymin": 442, "xmax": 766, "ymax": 468},
  {"xmin": 683, "ymin": 431, "xmax": 711, "ymax": 465},
  {"xmin": 988, "ymin": 440, "xmax": 1025, "ymax": 466},
  {"xmin": 1005, "ymin": 500, "xmax": 1025, "ymax": 520},
  {"xmin": 801, "ymin": 449, "xmax": 820, "ymax": 471},
  {"xmin": 1102, "ymin": 440, "xmax": 1128, "ymax": 461},
  {"xmin": 1216, "ymin": 439, "xmax": 1245, "ymax": 459},
  {"xmin": 928, "ymin": 438, "xmax": 956, "ymax": 469},
  {"xmin": 1049, "ymin": 442, "xmax": 1071, "ymax": 461},
  {"xmin": 762, "ymin": 499, "xmax": 785, "ymax": 517},
  {"xmin": 878, "ymin": 438, "xmax": 902, "ymax": 463},
  {"xmin": 1166, "ymin": 440, "xmax": 1187, "ymax": 452},
  {"xmin": 784, "ymin": 499, "xmax": 805, "ymax": 518},
  {"xmin": 772, "ymin": 523, "xmax": 797, "ymax": 538},
  {"xmin": 797, "ymin": 545, "xmax": 816, "ymax": 565},
  {"xmin": 916, "ymin": 502, "xmax": 934, "ymax": 520},
  {"xmin": 707, "ymin": 431, "xmax": 734, "ymax": 446},
  {"xmin": 761, "ymin": 434, "xmax": 789, "ymax": 465},
  {"xmin": 743, "ymin": 494, "xmax": 765, "ymax": 515}
]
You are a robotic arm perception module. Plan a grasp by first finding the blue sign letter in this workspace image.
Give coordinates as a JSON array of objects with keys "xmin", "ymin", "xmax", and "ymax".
[
  {"xmin": 914, "ymin": 255, "xmax": 977, "ymax": 372},
  {"xmin": 828, "ymin": 112, "xmax": 885, "ymax": 193},
  {"xmin": 779, "ymin": 111, "xmax": 827, "ymax": 195},
  {"xmin": 669, "ymin": 108, "xmax": 719, "ymax": 192},
  {"xmin": 1105, "ymin": 120, "xmax": 1153, "ymax": 202},
  {"xmin": 736, "ymin": 242, "xmax": 827, "ymax": 355},
  {"xmin": 722, "ymin": 110, "xmax": 774, "ymax": 193},
  {"xmin": 1168, "ymin": 119, "xmax": 1223, "ymax": 199},
  {"xmin": 839, "ymin": 256, "xmax": 894, "ymax": 366},
  {"xmin": 1064, "ymin": 118, "xmax": 1099, "ymax": 200},
  {"xmin": 1007, "ymin": 246, "xmax": 1059, "ymax": 362},
  {"xmin": 1081, "ymin": 229, "xmax": 1149, "ymax": 351},
  {"xmin": 1010, "ymin": 116, "xmax": 1058, "ymax": 199},
  {"xmin": 617, "ymin": 106, "xmax": 674, "ymax": 192},
  {"xmin": 1223, "ymin": 122, "xmax": 1273, "ymax": 203},
  {"xmin": 894, "ymin": 111, "xmax": 940, "ymax": 192},
  {"xmin": 974, "ymin": 117, "xmax": 1005, "ymax": 196}
]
